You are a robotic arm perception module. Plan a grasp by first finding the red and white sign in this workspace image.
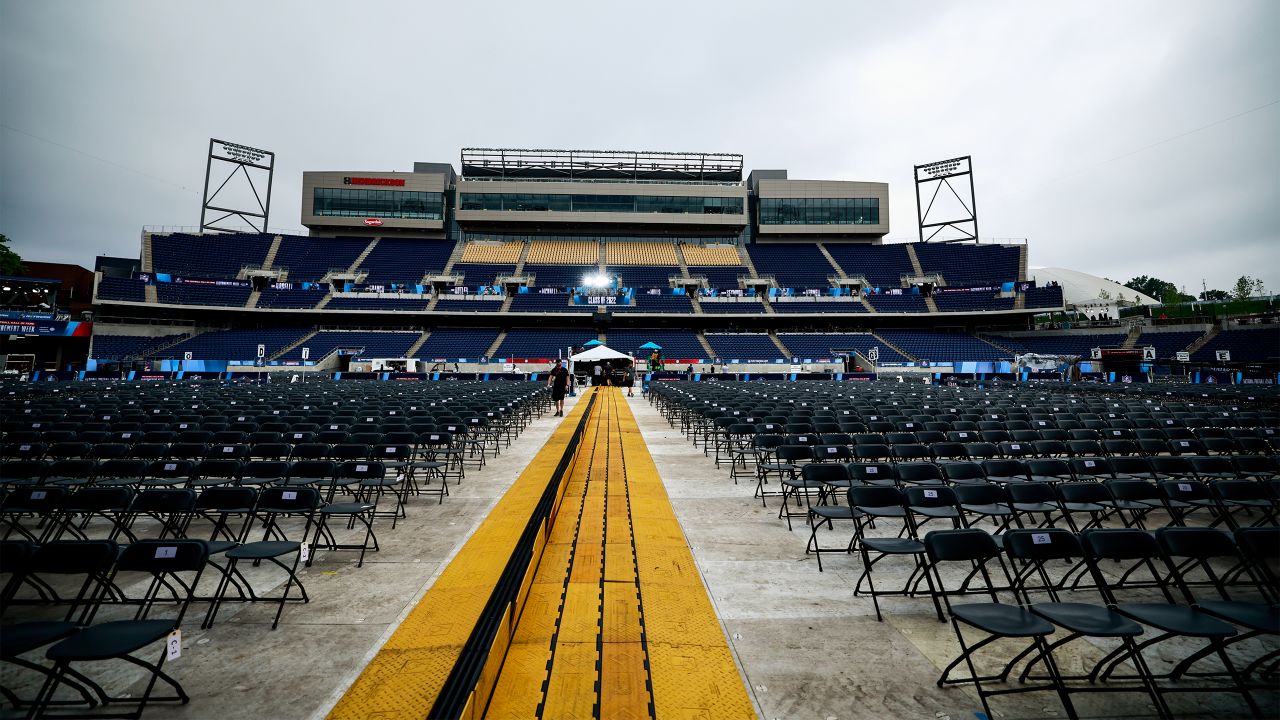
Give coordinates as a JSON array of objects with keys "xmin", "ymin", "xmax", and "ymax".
[
  {"xmin": 363, "ymin": 218, "xmax": 384, "ymax": 227},
  {"xmin": 344, "ymin": 176, "xmax": 405, "ymax": 187}
]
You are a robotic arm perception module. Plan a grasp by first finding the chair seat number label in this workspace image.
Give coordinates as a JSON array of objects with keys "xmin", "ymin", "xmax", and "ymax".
[
  {"xmin": 167, "ymin": 630, "xmax": 182, "ymax": 661},
  {"xmin": 155, "ymin": 546, "xmax": 178, "ymax": 559},
  {"xmin": 1031, "ymin": 533, "xmax": 1051, "ymax": 545}
]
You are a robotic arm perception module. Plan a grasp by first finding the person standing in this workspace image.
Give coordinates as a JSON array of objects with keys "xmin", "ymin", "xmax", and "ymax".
[
  {"xmin": 625, "ymin": 366, "xmax": 635, "ymax": 397},
  {"xmin": 593, "ymin": 363, "xmax": 603, "ymax": 387},
  {"xmin": 548, "ymin": 361, "xmax": 569, "ymax": 417}
]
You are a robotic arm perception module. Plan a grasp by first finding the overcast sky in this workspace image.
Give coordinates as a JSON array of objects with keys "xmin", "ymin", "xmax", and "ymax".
[{"xmin": 2, "ymin": 0, "xmax": 1277, "ymax": 295}]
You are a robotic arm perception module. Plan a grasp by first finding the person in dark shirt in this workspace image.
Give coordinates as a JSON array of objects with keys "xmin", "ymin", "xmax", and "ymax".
[{"xmin": 548, "ymin": 361, "xmax": 569, "ymax": 417}]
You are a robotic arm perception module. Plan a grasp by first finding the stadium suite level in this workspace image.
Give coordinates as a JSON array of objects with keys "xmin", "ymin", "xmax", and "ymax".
[{"xmin": 299, "ymin": 149, "xmax": 887, "ymax": 240}]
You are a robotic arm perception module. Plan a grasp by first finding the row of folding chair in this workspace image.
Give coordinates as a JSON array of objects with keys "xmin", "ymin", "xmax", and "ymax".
[{"xmin": 920, "ymin": 526, "xmax": 1277, "ymax": 719}]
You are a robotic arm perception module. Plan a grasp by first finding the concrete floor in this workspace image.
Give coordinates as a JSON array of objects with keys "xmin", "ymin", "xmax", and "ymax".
[{"xmin": 4, "ymin": 387, "xmax": 1278, "ymax": 720}]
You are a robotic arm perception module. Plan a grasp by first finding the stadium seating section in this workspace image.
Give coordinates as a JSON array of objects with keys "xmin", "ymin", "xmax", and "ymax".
[
  {"xmin": 325, "ymin": 296, "xmax": 431, "ymax": 311},
  {"xmin": 154, "ymin": 328, "xmax": 310, "ymax": 360},
  {"xmin": 277, "ymin": 331, "xmax": 421, "ymax": 361},
  {"xmin": 699, "ymin": 299, "xmax": 767, "ymax": 313},
  {"xmin": 460, "ymin": 241, "xmax": 523, "ymax": 264},
  {"xmin": 933, "ymin": 293, "xmax": 1016, "ymax": 312},
  {"xmin": 492, "ymin": 329, "xmax": 597, "ymax": 360},
  {"xmin": 508, "ymin": 293, "xmax": 585, "ymax": 313},
  {"xmin": 526, "ymin": 239, "xmax": 599, "ymax": 265},
  {"xmin": 913, "ymin": 242, "xmax": 1020, "ymax": 285},
  {"xmin": 526, "ymin": 265, "xmax": 595, "ymax": 287},
  {"xmin": 359, "ymin": 239, "xmax": 453, "ymax": 285},
  {"xmin": 745, "ymin": 244, "xmax": 834, "ymax": 287},
  {"xmin": 867, "ymin": 294, "xmax": 928, "ymax": 313},
  {"xmin": 875, "ymin": 330, "xmax": 1007, "ymax": 362},
  {"xmin": 776, "ymin": 332, "xmax": 910, "ymax": 362},
  {"xmin": 611, "ymin": 294, "xmax": 694, "ymax": 313},
  {"xmin": 90, "ymin": 333, "xmax": 186, "ymax": 360},
  {"xmin": 686, "ymin": 266, "xmax": 743, "ymax": 287},
  {"xmin": 679, "ymin": 244, "xmax": 742, "ymax": 266},
  {"xmin": 605, "ymin": 330, "xmax": 705, "ymax": 360},
  {"xmin": 156, "ymin": 283, "xmax": 251, "ymax": 307},
  {"xmin": 771, "ymin": 299, "xmax": 867, "ymax": 314},
  {"xmin": 605, "ymin": 241, "xmax": 678, "ymax": 266},
  {"xmin": 704, "ymin": 334, "xmax": 785, "ymax": 362},
  {"xmin": 1136, "ymin": 330, "xmax": 1207, "ymax": 359},
  {"xmin": 96, "ymin": 276, "xmax": 147, "ymax": 302},
  {"xmin": 823, "ymin": 244, "xmax": 913, "ymax": 286},
  {"xmin": 256, "ymin": 287, "xmax": 327, "ymax": 309},
  {"xmin": 414, "ymin": 328, "xmax": 499, "ymax": 360},
  {"xmin": 150, "ymin": 233, "xmax": 272, "ymax": 278},
  {"xmin": 272, "ymin": 236, "xmax": 369, "ymax": 282},
  {"xmin": 986, "ymin": 332, "xmax": 1127, "ymax": 358},
  {"xmin": 452, "ymin": 264, "xmax": 516, "ymax": 286},
  {"xmin": 1192, "ymin": 326, "xmax": 1280, "ymax": 362},
  {"xmin": 432, "ymin": 298, "xmax": 504, "ymax": 313}
]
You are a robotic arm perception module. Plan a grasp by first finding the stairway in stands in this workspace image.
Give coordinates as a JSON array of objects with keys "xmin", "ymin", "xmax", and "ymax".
[
  {"xmin": 816, "ymin": 243, "xmax": 846, "ymax": 278},
  {"xmin": 904, "ymin": 243, "xmax": 926, "ymax": 277},
  {"xmin": 405, "ymin": 330, "xmax": 431, "ymax": 358},
  {"xmin": 1121, "ymin": 325, "xmax": 1143, "ymax": 349},
  {"xmin": 1185, "ymin": 325, "xmax": 1221, "ymax": 355},
  {"xmin": 347, "ymin": 238, "xmax": 380, "ymax": 274},
  {"xmin": 441, "ymin": 238, "xmax": 466, "ymax": 275},
  {"xmin": 272, "ymin": 329, "xmax": 320, "ymax": 361},
  {"xmin": 673, "ymin": 243, "xmax": 691, "ymax": 278},
  {"xmin": 485, "ymin": 331, "xmax": 507, "ymax": 358},
  {"xmin": 141, "ymin": 233, "xmax": 155, "ymax": 271},
  {"xmin": 770, "ymin": 332, "xmax": 793, "ymax": 359},
  {"xmin": 261, "ymin": 235, "xmax": 283, "ymax": 271},
  {"xmin": 514, "ymin": 240, "xmax": 531, "ymax": 276},
  {"xmin": 868, "ymin": 332, "xmax": 918, "ymax": 362},
  {"xmin": 696, "ymin": 333, "xmax": 716, "ymax": 360},
  {"xmin": 737, "ymin": 244, "xmax": 760, "ymax": 278}
]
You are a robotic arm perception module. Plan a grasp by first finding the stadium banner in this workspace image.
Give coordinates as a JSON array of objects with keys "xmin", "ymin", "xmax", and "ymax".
[
  {"xmin": 0, "ymin": 319, "xmax": 91, "ymax": 337},
  {"xmin": 0, "ymin": 310, "xmax": 57, "ymax": 321},
  {"xmin": 134, "ymin": 273, "xmax": 253, "ymax": 288}
]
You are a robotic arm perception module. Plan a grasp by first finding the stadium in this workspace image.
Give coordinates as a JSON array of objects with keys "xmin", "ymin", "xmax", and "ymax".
[{"xmin": 3, "ymin": 139, "xmax": 1278, "ymax": 719}]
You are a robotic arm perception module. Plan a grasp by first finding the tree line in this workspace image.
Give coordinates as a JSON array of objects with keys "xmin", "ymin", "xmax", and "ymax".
[{"xmin": 1122, "ymin": 274, "xmax": 1267, "ymax": 305}]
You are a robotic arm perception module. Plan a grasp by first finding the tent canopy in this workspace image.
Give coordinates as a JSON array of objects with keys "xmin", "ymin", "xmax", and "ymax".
[
  {"xmin": 638, "ymin": 341, "xmax": 662, "ymax": 350},
  {"xmin": 570, "ymin": 344, "xmax": 632, "ymax": 362},
  {"xmin": 582, "ymin": 339, "xmax": 603, "ymax": 346}
]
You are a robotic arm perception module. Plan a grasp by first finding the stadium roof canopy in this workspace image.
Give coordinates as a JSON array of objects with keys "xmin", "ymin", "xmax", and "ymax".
[
  {"xmin": 460, "ymin": 148, "xmax": 743, "ymax": 183},
  {"xmin": 1029, "ymin": 266, "xmax": 1158, "ymax": 306}
]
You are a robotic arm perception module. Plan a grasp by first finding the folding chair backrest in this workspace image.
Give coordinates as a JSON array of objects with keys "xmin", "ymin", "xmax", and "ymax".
[
  {"xmin": 1003, "ymin": 527, "xmax": 1081, "ymax": 561},
  {"xmin": 924, "ymin": 528, "xmax": 1000, "ymax": 563}
]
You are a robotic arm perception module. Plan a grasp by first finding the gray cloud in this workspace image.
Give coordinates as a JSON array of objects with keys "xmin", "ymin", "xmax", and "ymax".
[{"xmin": 2, "ymin": 0, "xmax": 1276, "ymax": 294}]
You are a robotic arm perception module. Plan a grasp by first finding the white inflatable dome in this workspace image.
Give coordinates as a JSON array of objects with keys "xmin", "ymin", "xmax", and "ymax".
[{"xmin": 1028, "ymin": 266, "xmax": 1158, "ymax": 306}]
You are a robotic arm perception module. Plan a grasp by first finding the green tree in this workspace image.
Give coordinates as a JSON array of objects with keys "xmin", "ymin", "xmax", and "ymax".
[
  {"xmin": 1232, "ymin": 275, "xmax": 1260, "ymax": 301},
  {"xmin": 0, "ymin": 234, "xmax": 25, "ymax": 276},
  {"xmin": 1124, "ymin": 275, "xmax": 1176, "ymax": 301},
  {"xmin": 1199, "ymin": 288, "xmax": 1229, "ymax": 302}
]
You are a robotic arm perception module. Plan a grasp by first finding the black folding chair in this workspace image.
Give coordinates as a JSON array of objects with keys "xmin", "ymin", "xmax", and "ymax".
[
  {"xmin": 924, "ymin": 529, "xmax": 1073, "ymax": 720},
  {"xmin": 30, "ymin": 539, "xmax": 210, "ymax": 719}
]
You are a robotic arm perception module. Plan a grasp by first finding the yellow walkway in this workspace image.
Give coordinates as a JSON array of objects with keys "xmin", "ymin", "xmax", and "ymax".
[{"xmin": 328, "ymin": 388, "xmax": 754, "ymax": 719}]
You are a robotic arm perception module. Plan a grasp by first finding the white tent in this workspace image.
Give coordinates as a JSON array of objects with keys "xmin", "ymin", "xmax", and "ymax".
[{"xmin": 570, "ymin": 344, "xmax": 631, "ymax": 362}]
